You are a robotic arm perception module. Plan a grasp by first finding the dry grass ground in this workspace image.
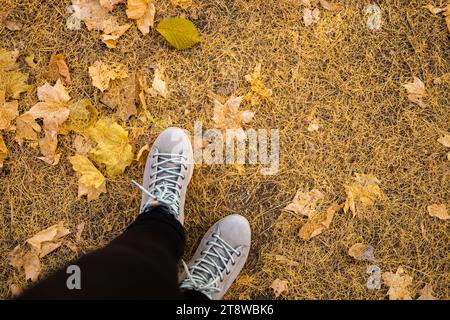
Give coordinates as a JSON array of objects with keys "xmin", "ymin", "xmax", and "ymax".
[{"xmin": 0, "ymin": 0, "xmax": 449, "ymax": 299}]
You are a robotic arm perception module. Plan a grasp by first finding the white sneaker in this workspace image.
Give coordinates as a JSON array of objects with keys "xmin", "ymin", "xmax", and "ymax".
[
  {"xmin": 132, "ymin": 127, "xmax": 193, "ymax": 224},
  {"xmin": 180, "ymin": 214, "xmax": 251, "ymax": 300}
]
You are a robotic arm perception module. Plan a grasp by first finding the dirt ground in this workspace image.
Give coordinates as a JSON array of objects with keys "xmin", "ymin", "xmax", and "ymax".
[{"xmin": 0, "ymin": 0, "xmax": 449, "ymax": 299}]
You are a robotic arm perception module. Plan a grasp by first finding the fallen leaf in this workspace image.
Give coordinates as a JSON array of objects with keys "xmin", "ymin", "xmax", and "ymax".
[
  {"xmin": 76, "ymin": 222, "xmax": 85, "ymax": 242},
  {"xmin": 427, "ymin": 204, "xmax": 449, "ymax": 220},
  {"xmin": 100, "ymin": 75, "xmax": 137, "ymax": 121},
  {"xmin": 65, "ymin": 241, "xmax": 78, "ymax": 252},
  {"xmin": 89, "ymin": 60, "xmax": 129, "ymax": 92},
  {"xmin": 136, "ymin": 144, "xmax": 150, "ymax": 166},
  {"xmin": 403, "ymin": 77, "xmax": 427, "ymax": 107},
  {"xmin": 0, "ymin": 48, "xmax": 31, "ymax": 99},
  {"xmin": 22, "ymin": 251, "xmax": 41, "ymax": 282},
  {"xmin": 299, "ymin": 202, "xmax": 340, "ymax": 240},
  {"xmin": 437, "ymin": 134, "xmax": 450, "ymax": 148},
  {"xmin": 271, "ymin": 279, "xmax": 288, "ymax": 298},
  {"xmin": 433, "ymin": 73, "xmax": 450, "ymax": 85},
  {"xmin": 424, "ymin": 4, "xmax": 446, "ymax": 15},
  {"xmin": 26, "ymin": 222, "xmax": 70, "ymax": 258},
  {"xmin": 0, "ymin": 135, "xmax": 8, "ymax": 168},
  {"xmin": 343, "ymin": 173, "xmax": 381, "ymax": 216},
  {"xmin": 101, "ymin": 21, "xmax": 132, "ymax": 48},
  {"xmin": 0, "ymin": 90, "xmax": 19, "ymax": 130},
  {"xmin": 138, "ymin": 74, "xmax": 150, "ymax": 109},
  {"xmin": 45, "ymin": 54, "xmax": 71, "ymax": 84},
  {"xmin": 69, "ymin": 154, "xmax": 107, "ymax": 201},
  {"xmin": 149, "ymin": 69, "xmax": 169, "ymax": 98},
  {"xmin": 37, "ymin": 130, "xmax": 61, "ymax": 165},
  {"xmin": 275, "ymin": 255, "xmax": 300, "ymax": 267},
  {"xmin": 417, "ymin": 283, "xmax": 438, "ymax": 300},
  {"xmin": 364, "ymin": 4, "xmax": 382, "ymax": 31},
  {"xmin": 9, "ymin": 283, "xmax": 22, "ymax": 297},
  {"xmin": 303, "ymin": 7, "xmax": 320, "ymax": 26},
  {"xmin": 73, "ymin": 134, "xmax": 95, "ymax": 155},
  {"xmin": 284, "ymin": 189, "xmax": 324, "ymax": 217},
  {"xmin": 445, "ymin": 5, "xmax": 450, "ymax": 33},
  {"xmin": 319, "ymin": 0, "xmax": 342, "ymax": 11},
  {"xmin": 307, "ymin": 118, "xmax": 320, "ymax": 132},
  {"xmin": 100, "ymin": 0, "xmax": 125, "ymax": 11},
  {"xmin": 382, "ymin": 267, "xmax": 413, "ymax": 300},
  {"xmin": 24, "ymin": 55, "xmax": 37, "ymax": 68},
  {"xmin": 244, "ymin": 63, "xmax": 272, "ymax": 106},
  {"xmin": 171, "ymin": 0, "xmax": 192, "ymax": 9},
  {"xmin": 0, "ymin": 48, "xmax": 19, "ymax": 71},
  {"xmin": 71, "ymin": 0, "xmax": 114, "ymax": 30},
  {"xmin": 15, "ymin": 112, "xmax": 41, "ymax": 145},
  {"xmin": 156, "ymin": 17, "xmax": 203, "ymax": 50},
  {"xmin": 126, "ymin": 0, "xmax": 155, "ymax": 35},
  {"xmin": 87, "ymin": 118, "xmax": 134, "ymax": 177},
  {"xmin": 348, "ymin": 243, "xmax": 376, "ymax": 262},
  {"xmin": 212, "ymin": 95, "xmax": 254, "ymax": 140},
  {"xmin": 60, "ymin": 99, "xmax": 99, "ymax": 134},
  {"xmin": 5, "ymin": 19, "xmax": 22, "ymax": 31}
]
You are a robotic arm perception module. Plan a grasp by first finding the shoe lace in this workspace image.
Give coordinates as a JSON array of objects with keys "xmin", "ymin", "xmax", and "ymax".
[
  {"xmin": 131, "ymin": 152, "xmax": 187, "ymax": 217},
  {"xmin": 180, "ymin": 233, "xmax": 241, "ymax": 298}
]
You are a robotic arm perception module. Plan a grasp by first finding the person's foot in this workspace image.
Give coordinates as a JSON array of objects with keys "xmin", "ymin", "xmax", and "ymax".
[
  {"xmin": 179, "ymin": 214, "xmax": 251, "ymax": 300},
  {"xmin": 132, "ymin": 127, "xmax": 193, "ymax": 224}
]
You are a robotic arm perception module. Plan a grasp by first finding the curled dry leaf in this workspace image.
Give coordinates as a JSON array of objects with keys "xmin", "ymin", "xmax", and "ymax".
[
  {"xmin": 76, "ymin": 222, "xmax": 85, "ymax": 242},
  {"xmin": 46, "ymin": 54, "xmax": 71, "ymax": 84},
  {"xmin": 275, "ymin": 255, "xmax": 300, "ymax": 267},
  {"xmin": 89, "ymin": 60, "xmax": 129, "ymax": 92},
  {"xmin": 402, "ymin": 77, "xmax": 427, "ymax": 107},
  {"xmin": 303, "ymin": 7, "xmax": 320, "ymax": 26},
  {"xmin": 136, "ymin": 144, "xmax": 150, "ymax": 166},
  {"xmin": 417, "ymin": 283, "xmax": 438, "ymax": 300},
  {"xmin": 150, "ymin": 69, "xmax": 169, "ymax": 98},
  {"xmin": 101, "ymin": 21, "xmax": 132, "ymax": 48},
  {"xmin": 0, "ymin": 89, "xmax": 19, "ymax": 130},
  {"xmin": 26, "ymin": 222, "xmax": 70, "ymax": 258},
  {"xmin": 424, "ymin": 4, "xmax": 446, "ymax": 15},
  {"xmin": 69, "ymin": 154, "xmax": 107, "ymax": 201},
  {"xmin": 87, "ymin": 118, "xmax": 134, "ymax": 177},
  {"xmin": 9, "ymin": 283, "xmax": 22, "ymax": 297},
  {"xmin": 298, "ymin": 202, "xmax": 340, "ymax": 240},
  {"xmin": 344, "ymin": 173, "xmax": 381, "ymax": 216},
  {"xmin": 427, "ymin": 204, "xmax": 449, "ymax": 220},
  {"xmin": 284, "ymin": 189, "xmax": 324, "ymax": 217},
  {"xmin": 100, "ymin": 75, "xmax": 137, "ymax": 121},
  {"xmin": 0, "ymin": 135, "xmax": 7, "ymax": 168},
  {"xmin": 348, "ymin": 243, "xmax": 375, "ymax": 262},
  {"xmin": 126, "ymin": 0, "xmax": 156, "ymax": 35},
  {"xmin": 271, "ymin": 279, "xmax": 288, "ymax": 298},
  {"xmin": 171, "ymin": 0, "xmax": 192, "ymax": 9},
  {"xmin": 382, "ymin": 266, "xmax": 413, "ymax": 300},
  {"xmin": 244, "ymin": 63, "xmax": 272, "ymax": 106},
  {"xmin": 138, "ymin": 74, "xmax": 150, "ymax": 109}
]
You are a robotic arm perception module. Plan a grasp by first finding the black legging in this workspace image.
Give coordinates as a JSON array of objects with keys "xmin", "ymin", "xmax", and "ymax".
[{"xmin": 18, "ymin": 205, "xmax": 208, "ymax": 300}]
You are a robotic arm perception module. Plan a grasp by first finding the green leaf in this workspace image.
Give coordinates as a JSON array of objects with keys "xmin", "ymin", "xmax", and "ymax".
[{"xmin": 156, "ymin": 17, "xmax": 203, "ymax": 50}]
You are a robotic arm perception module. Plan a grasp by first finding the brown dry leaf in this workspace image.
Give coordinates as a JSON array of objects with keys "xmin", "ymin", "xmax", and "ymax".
[
  {"xmin": 171, "ymin": 0, "xmax": 192, "ymax": 9},
  {"xmin": 437, "ymin": 134, "xmax": 450, "ymax": 148},
  {"xmin": 271, "ymin": 279, "xmax": 288, "ymax": 298},
  {"xmin": 89, "ymin": 60, "xmax": 129, "ymax": 92},
  {"xmin": 37, "ymin": 130, "xmax": 61, "ymax": 165},
  {"xmin": 24, "ymin": 55, "xmax": 37, "ymax": 68},
  {"xmin": 15, "ymin": 112, "xmax": 41, "ymax": 145},
  {"xmin": 307, "ymin": 118, "xmax": 320, "ymax": 132},
  {"xmin": 445, "ymin": 5, "xmax": 450, "ymax": 33},
  {"xmin": 433, "ymin": 73, "xmax": 450, "ymax": 85},
  {"xmin": 8, "ymin": 245, "xmax": 42, "ymax": 282},
  {"xmin": 424, "ymin": 4, "xmax": 446, "ymax": 15},
  {"xmin": 284, "ymin": 189, "xmax": 324, "ymax": 217},
  {"xmin": 382, "ymin": 266, "xmax": 413, "ymax": 300},
  {"xmin": 212, "ymin": 95, "xmax": 254, "ymax": 140},
  {"xmin": 26, "ymin": 222, "xmax": 70, "ymax": 258},
  {"xmin": 298, "ymin": 202, "xmax": 340, "ymax": 240},
  {"xmin": 343, "ymin": 173, "xmax": 381, "ymax": 216},
  {"xmin": 72, "ymin": 0, "xmax": 114, "ymax": 30},
  {"xmin": 126, "ymin": 0, "xmax": 156, "ymax": 35},
  {"xmin": 149, "ymin": 69, "xmax": 169, "ymax": 98},
  {"xmin": 0, "ymin": 48, "xmax": 31, "ymax": 99},
  {"xmin": 9, "ymin": 283, "xmax": 22, "ymax": 297},
  {"xmin": 76, "ymin": 222, "xmax": 85, "ymax": 242},
  {"xmin": 73, "ymin": 134, "xmax": 95, "ymax": 155},
  {"xmin": 403, "ymin": 77, "xmax": 427, "ymax": 107},
  {"xmin": 100, "ymin": 0, "xmax": 125, "ymax": 11},
  {"xmin": 0, "ymin": 89, "xmax": 19, "ymax": 130},
  {"xmin": 136, "ymin": 144, "xmax": 150, "ymax": 166},
  {"xmin": 348, "ymin": 243, "xmax": 376, "ymax": 262},
  {"xmin": 417, "ymin": 283, "xmax": 438, "ymax": 300},
  {"xmin": 138, "ymin": 74, "xmax": 150, "ymax": 109},
  {"xmin": 427, "ymin": 203, "xmax": 449, "ymax": 220},
  {"xmin": 101, "ymin": 75, "xmax": 137, "ymax": 121},
  {"xmin": 60, "ymin": 99, "xmax": 99, "ymax": 135},
  {"xmin": 244, "ymin": 63, "xmax": 272, "ymax": 106},
  {"xmin": 275, "ymin": 255, "xmax": 300, "ymax": 267},
  {"xmin": 5, "ymin": 19, "xmax": 22, "ymax": 31},
  {"xmin": 69, "ymin": 154, "xmax": 107, "ymax": 201},
  {"xmin": 303, "ymin": 7, "xmax": 320, "ymax": 26},
  {"xmin": 87, "ymin": 118, "xmax": 134, "ymax": 177},
  {"xmin": 0, "ymin": 135, "xmax": 8, "ymax": 168},
  {"xmin": 101, "ymin": 22, "xmax": 132, "ymax": 48},
  {"xmin": 319, "ymin": 0, "xmax": 342, "ymax": 11},
  {"xmin": 45, "ymin": 54, "xmax": 71, "ymax": 84}
]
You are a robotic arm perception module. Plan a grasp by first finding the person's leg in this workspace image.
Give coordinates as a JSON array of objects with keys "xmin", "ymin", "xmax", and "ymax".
[{"xmin": 19, "ymin": 205, "xmax": 185, "ymax": 299}]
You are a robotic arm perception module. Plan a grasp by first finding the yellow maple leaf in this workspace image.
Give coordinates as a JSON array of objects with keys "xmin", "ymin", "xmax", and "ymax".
[
  {"xmin": 87, "ymin": 118, "xmax": 134, "ymax": 177},
  {"xmin": 298, "ymin": 202, "xmax": 340, "ymax": 240},
  {"xmin": 244, "ymin": 63, "xmax": 272, "ymax": 106},
  {"xmin": 403, "ymin": 77, "xmax": 427, "ymax": 107},
  {"xmin": 89, "ymin": 60, "xmax": 129, "ymax": 92},
  {"xmin": 0, "ymin": 89, "xmax": 18, "ymax": 130},
  {"xmin": 344, "ymin": 173, "xmax": 381, "ymax": 216},
  {"xmin": 60, "ymin": 99, "xmax": 99, "ymax": 135},
  {"xmin": 382, "ymin": 267, "xmax": 413, "ymax": 300},
  {"xmin": 126, "ymin": 0, "xmax": 156, "ymax": 35},
  {"xmin": 284, "ymin": 189, "xmax": 324, "ymax": 217},
  {"xmin": 69, "ymin": 154, "xmax": 107, "ymax": 201},
  {"xmin": 0, "ymin": 135, "xmax": 8, "ymax": 168}
]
